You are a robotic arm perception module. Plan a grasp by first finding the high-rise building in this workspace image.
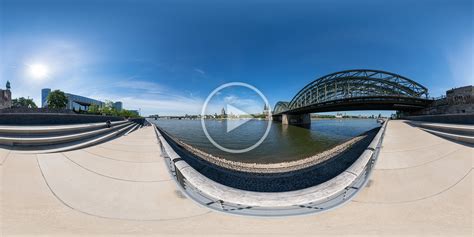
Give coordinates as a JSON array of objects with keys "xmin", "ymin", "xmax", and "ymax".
[
  {"xmin": 41, "ymin": 88, "xmax": 51, "ymax": 108},
  {"xmin": 113, "ymin": 101, "xmax": 123, "ymax": 111}
]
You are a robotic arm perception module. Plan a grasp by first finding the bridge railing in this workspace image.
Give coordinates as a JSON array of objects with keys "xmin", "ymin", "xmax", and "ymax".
[
  {"xmin": 274, "ymin": 95, "xmax": 431, "ymax": 114},
  {"xmin": 152, "ymin": 120, "xmax": 388, "ymax": 216},
  {"xmin": 291, "ymin": 93, "xmax": 430, "ymax": 108}
]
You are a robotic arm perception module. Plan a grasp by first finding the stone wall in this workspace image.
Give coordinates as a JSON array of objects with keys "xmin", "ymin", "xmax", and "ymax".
[
  {"xmin": 409, "ymin": 85, "xmax": 473, "ymax": 115},
  {"xmin": 444, "ymin": 86, "xmax": 474, "ymax": 113}
]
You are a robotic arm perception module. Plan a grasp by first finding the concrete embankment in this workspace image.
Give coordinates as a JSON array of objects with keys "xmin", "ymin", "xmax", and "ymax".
[
  {"xmin": 403, "ymin": 113, "xmax": 474, "ymax": 124},
  {"xmin": 156, "ymin": 125, "xmax": 380, "ymax": 192},
  {"xmin": 154, "ymin": 121, "xmax": 387, "ymax": 211},
  {"xmin": 172, "ymin": 134, "xmax": 366, "ymax": 173},
  {"xmin": 0, "ymin": 113, "xmax": 124, "ymax": 125},
  {"xmin": 406, "ymin": 120, "xmax": 474, "ymax": 144}
]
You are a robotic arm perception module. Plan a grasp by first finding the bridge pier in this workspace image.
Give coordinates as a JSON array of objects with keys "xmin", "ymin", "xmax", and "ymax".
[
  {"xmin": 272, "ymin": 115, "xmax": 282, "ymax": 122},
  {"xmin": 281, "ymin": 113, "xmax": 311, "ymax": 126}
]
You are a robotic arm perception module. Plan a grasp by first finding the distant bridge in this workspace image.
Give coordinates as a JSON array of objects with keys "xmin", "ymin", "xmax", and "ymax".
[{"xmin": 273, "ymin": 69, "xmax": 432, "ymax": 125}]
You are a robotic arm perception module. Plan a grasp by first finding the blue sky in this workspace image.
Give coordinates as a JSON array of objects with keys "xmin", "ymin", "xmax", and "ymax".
[{"xmin": 1, "ymin": 0, "xmax": 472, "ymax": 116}]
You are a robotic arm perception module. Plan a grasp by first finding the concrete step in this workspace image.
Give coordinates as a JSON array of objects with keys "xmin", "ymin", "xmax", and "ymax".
[
  {"xmin": 408, "ymin": 121, "xmax": 474, "ymax": 136},
  {"xmin": 0, "ymin": 120, "xmax": 128, "ymax": 135},
  {"xmin": 420, "ymin": 127, "xmax": 474, "ymax": 144},
  {"xmin": 11, "ymin": 123, "xmax": 136, "ymax": 153},
  {"xmin": 123, "ymin": 124, "xmax": 139, "ymax": 136},
  {"xmin": 0, "ymin": 122, "xmax": 132, "ymax": 146}
]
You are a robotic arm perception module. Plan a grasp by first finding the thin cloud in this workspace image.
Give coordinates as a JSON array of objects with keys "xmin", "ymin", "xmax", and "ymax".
[
  {"xmin": 194, "ymin": 68, "xmax": 206, "ymax": 75},
  {"xmin": 112, "ymin": 78, "xmax": 165, "ymax": 95},
  {"xmin": 89, "ymin": 91, "xmax": 205, "ymax": 116},
  {"xmin": 212, "ymin": 94, "xmax": 264, "ymax": 114}
]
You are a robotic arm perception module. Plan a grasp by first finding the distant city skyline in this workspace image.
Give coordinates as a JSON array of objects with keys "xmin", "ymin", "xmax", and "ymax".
[{"xmin": 1, "ymin": 0, "xmax": 472, "ymax": 116}]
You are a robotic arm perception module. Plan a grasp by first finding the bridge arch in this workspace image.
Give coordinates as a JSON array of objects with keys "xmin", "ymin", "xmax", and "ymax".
[
  {"xmin": 273, "ymin": 101, "xmax": 290, "ymax": 114},
  {"xmin": 274, "ymin": 69, "xmax": 429, "ymax": 115}
]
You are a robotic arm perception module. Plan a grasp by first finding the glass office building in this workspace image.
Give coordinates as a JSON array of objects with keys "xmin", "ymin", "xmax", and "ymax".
[{"xmin": 42, "ymin": 88, "xmax": 122, "ymax": 111}]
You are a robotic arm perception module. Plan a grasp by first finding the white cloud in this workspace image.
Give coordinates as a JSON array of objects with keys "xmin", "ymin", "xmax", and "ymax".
[
  {"xmin": 2, "ymin": 37, "xmax": 265, "ymax": 117},
  {"xmin": 223, "ymin": 95, "xmax": 238, "ymax": 104},
  {"xmin": 112, "ymin": 78, "xmax": 166, "ymax": 95},
  {"xmin": 1, "ymin": 38, "xmax": 204, "ymax": 115},
  {"xmin": 84, "ymin": 78, "xmax": 207, "ymax": 116},
  {"xmin": 209, "ymin": 94, "xmax": 264, "ymax": 114},
  {"xmin": 1, "ymin": 36, "xmax": 104, "ymax": 107},
  {"xmin": 102, "ymin": 95, "xmax": 204, "ymax": 116},
  {"xmin": 194, "ymin": 68, "xmax": 205, "ymax": 75}
]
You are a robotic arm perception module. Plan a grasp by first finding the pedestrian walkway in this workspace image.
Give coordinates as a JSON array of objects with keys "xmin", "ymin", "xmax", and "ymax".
[{"xmin": 2, "ymin": 120, "xmax": 472, "ymax": 236}]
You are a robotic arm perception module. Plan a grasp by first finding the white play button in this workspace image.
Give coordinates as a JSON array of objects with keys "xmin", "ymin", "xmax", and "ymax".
[
  {"xmin": 225, "ymin": 104, "xmax": 253, "ymax": 133},
  {"xmin": 201, "ymin": 82, "xmax": 272, "ymax": 153}
]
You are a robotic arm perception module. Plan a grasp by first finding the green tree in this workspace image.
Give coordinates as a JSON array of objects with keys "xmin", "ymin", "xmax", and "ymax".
[
  {"xmin": 12, "ymin": 97, "xmax": 38, "ymax": 108},
  {"xmin": 87, "ymin": 104, "xmax": 101, "ymax": 114},
  {"xmin": 84, "ymin": 100, "xmax": 141, "ymax": 118},
  {"xmin": 47, "ymin": 90, "xmax": 68, "ymax": 109},
  {"xmin": 117, "ymin": 109, "xmax": 140, "ymax": 118}
]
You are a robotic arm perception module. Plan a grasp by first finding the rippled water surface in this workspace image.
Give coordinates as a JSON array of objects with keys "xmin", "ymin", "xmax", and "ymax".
[{"xmin": 152, "ymin": 119, "xmax": 380, "ymax": 163}]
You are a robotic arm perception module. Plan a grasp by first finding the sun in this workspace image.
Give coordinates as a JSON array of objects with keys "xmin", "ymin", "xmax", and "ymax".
[{"xmin": 28, "ymin": 63, "xmax": 49, "ymax": 79}]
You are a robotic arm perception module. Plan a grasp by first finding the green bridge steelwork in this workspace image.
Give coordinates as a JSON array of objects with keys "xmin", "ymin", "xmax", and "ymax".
[{"xmin": 273, "ymin": 69, "xmax": 431, "ymax": 124}]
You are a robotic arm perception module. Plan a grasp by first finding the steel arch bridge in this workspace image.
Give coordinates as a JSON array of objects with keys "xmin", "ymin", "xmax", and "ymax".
[{"xmin": 273, "ymin": 69, "xmax": 431, "ymax": 115}]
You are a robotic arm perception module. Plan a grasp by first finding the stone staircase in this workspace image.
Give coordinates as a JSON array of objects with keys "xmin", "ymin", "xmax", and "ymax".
[
  {"xmin": 407, "ymin": 121, "xmax": 474, "ymax": 144},
  {"xmin": 0, "ymin": 120, "xmax": 141, "ymax": 153}
]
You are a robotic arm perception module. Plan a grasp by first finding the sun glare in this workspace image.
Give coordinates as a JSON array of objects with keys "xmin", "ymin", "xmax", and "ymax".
[{"xmin": 28, "ymin": 63, "xmax": 49, "ymax": 79}]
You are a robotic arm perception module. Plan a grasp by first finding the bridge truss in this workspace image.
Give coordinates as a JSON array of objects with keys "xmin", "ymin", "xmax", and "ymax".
[{"xmin": 274, "ymin": 69, "xmax": 430, "ymax": 114}]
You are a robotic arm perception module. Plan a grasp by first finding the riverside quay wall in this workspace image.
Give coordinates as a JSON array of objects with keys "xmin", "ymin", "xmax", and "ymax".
[
  {"xmin": 156, "ymin": 125, "xmax": 381, "ymax": 192},
  {"xmin": 153, "ymin": 121, "xmax": 387, "ymax": 216}
]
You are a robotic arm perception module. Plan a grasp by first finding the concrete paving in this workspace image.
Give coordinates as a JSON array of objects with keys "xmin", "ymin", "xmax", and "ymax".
[{"xmin": 1, "ymin": 120, "xmax": 472, "ymax": 236}]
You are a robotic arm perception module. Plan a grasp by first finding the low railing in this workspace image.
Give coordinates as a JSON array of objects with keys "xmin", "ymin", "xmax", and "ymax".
[{"xmin": 152, "ymin": 120, "xmax": 388, "ymax": 216}]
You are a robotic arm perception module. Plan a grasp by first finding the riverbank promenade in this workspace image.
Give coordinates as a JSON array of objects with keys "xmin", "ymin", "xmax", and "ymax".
[{"xmin": 2, "ymin": 120, "xmax": 472, "ymax": 236}]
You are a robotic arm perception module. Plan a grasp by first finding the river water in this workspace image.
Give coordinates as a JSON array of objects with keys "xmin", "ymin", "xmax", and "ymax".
[{"xmin": 152, "ymin": 119, "xmax": 380, "ymax": 163}]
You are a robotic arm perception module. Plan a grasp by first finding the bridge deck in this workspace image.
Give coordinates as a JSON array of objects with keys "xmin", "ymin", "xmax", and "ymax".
[{"xmin": 2, "ymin": 121, "xmax": 472, "ymax": 236}]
